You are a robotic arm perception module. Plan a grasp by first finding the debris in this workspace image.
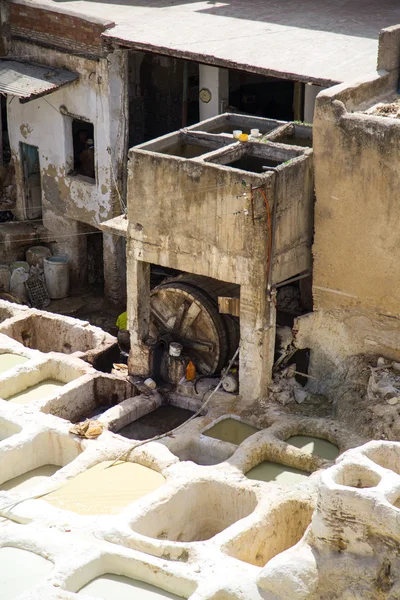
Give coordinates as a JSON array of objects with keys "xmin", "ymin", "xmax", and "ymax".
[
  {"xmin": 112, "ymin": 363, "xmax": 128, "ymax": 377},
  {"xmin": 222, "ymin": 372, "xmax": 239, "ymax": 394},
  {"xmin": 25, "ymin": 275, "xmax": 50, "ymax": 309},
  {"xmin": 387, "ymin": 397, "xmax": 399, "ymax": 405},
  {"xmin": 276, "ymin": 326, "xmax": 294, "ymax": 353},
  {"xmin": 9, "ymin": 266, "xmax": 29, "ymax": 303},
  {"xmin": 367, "ymin": 360, "xmax": 400, "ymax": 404},
  {"xmin": 69, "ymin": 419, "xmax": 104, "ymax": 439},
  {"xmin": 294, "ymin": 388, "xmax": 309, "ymax": 404},
  {"xmin": 144, "ymin": 377, "xmax": 157, "ymax": 390},
  {"xmin": 269, "ymin": 362, "xmax": 308, "ymax": 405}
]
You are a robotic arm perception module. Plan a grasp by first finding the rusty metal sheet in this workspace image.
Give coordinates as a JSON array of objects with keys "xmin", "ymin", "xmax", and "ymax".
[{"xmin": 0, "ymin": 60, "xmax": 78, "ymax": 103}]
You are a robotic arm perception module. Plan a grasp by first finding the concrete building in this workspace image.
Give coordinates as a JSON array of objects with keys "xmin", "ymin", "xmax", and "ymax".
[{"xmin": 102, "ymin": 113, "xmax": 314, "ymax": 401}]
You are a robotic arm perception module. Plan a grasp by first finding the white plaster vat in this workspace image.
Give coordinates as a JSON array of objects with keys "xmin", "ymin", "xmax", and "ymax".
[
  {"xmin": 41, "ymin": 372, "xmax": 136, "ymax": 423},
  {"xmin": 0, "ymin": 352, "xmax": 29, "ymax": 374},
  {"xmin": 131, "ymin": 480, "xmax": 258, "ymax": 542},
  {"xmin": 1, "ymin": 464, "xmax": 61, "ymax": 493},
  {"xmin": 79, "ymin": 573, "xmax": 183, "ymax": 599},
  {"xmin": 0, "ymin": 354, "xmax": 93, "ymax": 410},
  {"xmin": 0, "ymin": 416, "xmax": 21, "ymax": 442},
  {"xmin": 223, "ymin": 497, "xmax": 314, "ymax": 567},
  {"xmin": 0, "ymin": 300, "xmax": 117, "ymax": 368},
  {"xmin": 0, "ymin": 546, "xmax": 53, "ymax": 600},
  {"xmin": 0, "ymin": 429, "xmax": 83, "ymax": 499}
]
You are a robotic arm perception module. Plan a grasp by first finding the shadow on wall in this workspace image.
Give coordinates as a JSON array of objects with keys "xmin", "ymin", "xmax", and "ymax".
[{"xmin": 52, "ymin": 0, "xmax": 400, "ymax": 39}]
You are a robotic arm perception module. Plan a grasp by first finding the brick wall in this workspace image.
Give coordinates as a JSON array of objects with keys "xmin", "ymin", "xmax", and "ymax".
[{"xmin": 9, "ymin": 3, "xmax": 115, "ymax": 54}]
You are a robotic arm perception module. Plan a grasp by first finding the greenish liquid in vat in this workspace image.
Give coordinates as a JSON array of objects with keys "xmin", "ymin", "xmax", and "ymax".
[{"xmin": 203, "ymin": 418, "xmax": 259, "ymax": 445}]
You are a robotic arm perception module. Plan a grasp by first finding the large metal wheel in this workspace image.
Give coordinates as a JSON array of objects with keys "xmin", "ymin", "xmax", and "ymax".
[{"xmin": 150, "ymin": 282, "xmax": 229, "ymax": 374}]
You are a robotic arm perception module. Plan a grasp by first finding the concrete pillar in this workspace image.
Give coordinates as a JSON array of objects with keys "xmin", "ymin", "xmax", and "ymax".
[
  {"xmin": 127, "ymin": 252, "xmax": 152, "ymax": 376},
  {"xmin": 304, "ymin": 84, "xmax": 327, "ymax": 123},
  {"xmin": 103, "ymin": 232, "xmax": 127, "ymax": 305},
  {"xmin": 239, "ymin": 282, "xmax": 276, "ymax": 404},
  {"xmin": 199, "ymin": 65, "xmax": 229, "ymax": 121}
]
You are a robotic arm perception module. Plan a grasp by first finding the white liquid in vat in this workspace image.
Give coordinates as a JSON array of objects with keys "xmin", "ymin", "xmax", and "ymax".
[
  {"xmin": 286, "ymin": 435, "xmax": 339, "ymax": 460},
  {"xmin": 46, "ymin": 461, "xmax": 165, "ymax": 514},
  {"xmin": 246, "ymin": 461, "xmax": 310, "ymax": 484},
  {"xmin": 7, "ymin": 379, "xmax": 64, "ymax": 404},
  {"xmin": 0, "ymin": 353, "xmax": 28, "ymax": 375},
  {"xmin": 79, "ymin": 574, "xmax": 182, "ymax": 599},
  {"xmin": 0, "ymin": 464, "xmax": 60, "ymax": 492},
  {"xmin": 0, "ymin": 547, "xmax": 53, "ymax": 600}
]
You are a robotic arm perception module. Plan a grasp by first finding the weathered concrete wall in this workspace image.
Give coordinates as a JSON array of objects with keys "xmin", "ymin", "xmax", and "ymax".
[
  {"xmin": 313, "ymin": 77, "xmax": 400, "ymax": 317},
  {"xmin": 313, "ymin": 24, "xmax": 400, "ymax": 318},
  {"xmin": 128, "ymin": 145, "xmax": 313, "ymax": 287}
]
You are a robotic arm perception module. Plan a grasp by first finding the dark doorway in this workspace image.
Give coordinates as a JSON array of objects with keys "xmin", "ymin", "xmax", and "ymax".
[
  {"xmin": 1, "ymin": 96, "xmax": 10, "ymax": 166},
  {"xmin": 20, "ymin": 142, "xmax": 41, "ymax": 220},
  {"xmin": 128, "ymin": 52, "xmax": 199, "ymax": 146},
  {"xmin": 229, "ymin": 70, "xmax": 295, "ymax": 121}
]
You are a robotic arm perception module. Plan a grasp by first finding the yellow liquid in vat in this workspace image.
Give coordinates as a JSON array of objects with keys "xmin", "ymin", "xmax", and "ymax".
[
  {"xmin": 246, "ymin": 461, "xmax": 310, "ymax": 484},
  {"xmin": 0, "ymin": 353, "xmax": 28, "ymax": 374},
  {"xmin": 0, "ymin": 464, "xmax": 60, "ymax": 492},
  {"xmin": 7, "ymin": 379, "xmax": 64, "ymax": 404},
  {"xmin": 46, "ymin": 461, "xmax": 165, "ymax": 514},
  {"xmin": 203, "ymin": 418, "xmax": 259, "ymax": 445},
  {"xmin": 79, "ymin": 574, "xmax": 182, "ymax": 600},
  {"xmin": 286, "ymin": 435, "xmax": 339, "ymax": 460}
]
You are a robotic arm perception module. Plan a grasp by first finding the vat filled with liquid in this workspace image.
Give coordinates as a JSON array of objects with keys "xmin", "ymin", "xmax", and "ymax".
[
  {"xmin": 0, "ymin": 353, "xmax": 28, "ymax": 375},
  {"xmin": 119, "ymin": 406, "xmax": 194, "ymax": 440},
  {"xmin": 7, "ymin": 379, "xmax": 64, "ymax": 404},
  {"xmin": 79, "ymin": 574, "xmax": 182, "ymax": 600},
  {"xmin": 246, "ymin": 461, "xmax": 310, "ymax": 484},
  {"xmin": 286, "ymin": 435, "xmax": 339, "ymax": 460},
  {"xmin": 0, "ymin": 464, "xmax": 60, "ymax": 493},
  {"xmin": 46, "ymin": 461, "xmax": 165, "ymax": 514},
  {"xmin": 203, "ymin": 418, "xmax": 259, "ymax": 445},
  {"xmin": 0, "ymin": 547, "xmax": 53, "ymax": 600}
]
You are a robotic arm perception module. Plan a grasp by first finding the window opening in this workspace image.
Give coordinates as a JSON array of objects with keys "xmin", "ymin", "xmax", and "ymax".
[{"xmin": 71, "ymin": 119, "xmax": 95, "ymax": 181}]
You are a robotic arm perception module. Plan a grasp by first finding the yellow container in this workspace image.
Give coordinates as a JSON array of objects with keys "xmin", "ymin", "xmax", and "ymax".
[{"xmin": 238, "ymin": 133, "xmax": 249, "ymax": 142}]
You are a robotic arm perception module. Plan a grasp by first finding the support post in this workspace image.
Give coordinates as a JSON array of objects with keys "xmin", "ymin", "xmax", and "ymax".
[
  {"xmin": 103, "ymin": 232, "xmax": 127, "ymax": 305},
  {"xmin": 199, "ymin": 65, "xmax": 229, "ymax": 121},
  {"xmin": 127, "ymin": 251, "xmax": 152, "ymax": 377},
  {"xmin": 304, "ymin": 84, "xmax": 327, "ymax": 123},
  {"xmin": 239, "ymin": 282, "xmax": 276, "ymax": 404}
]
